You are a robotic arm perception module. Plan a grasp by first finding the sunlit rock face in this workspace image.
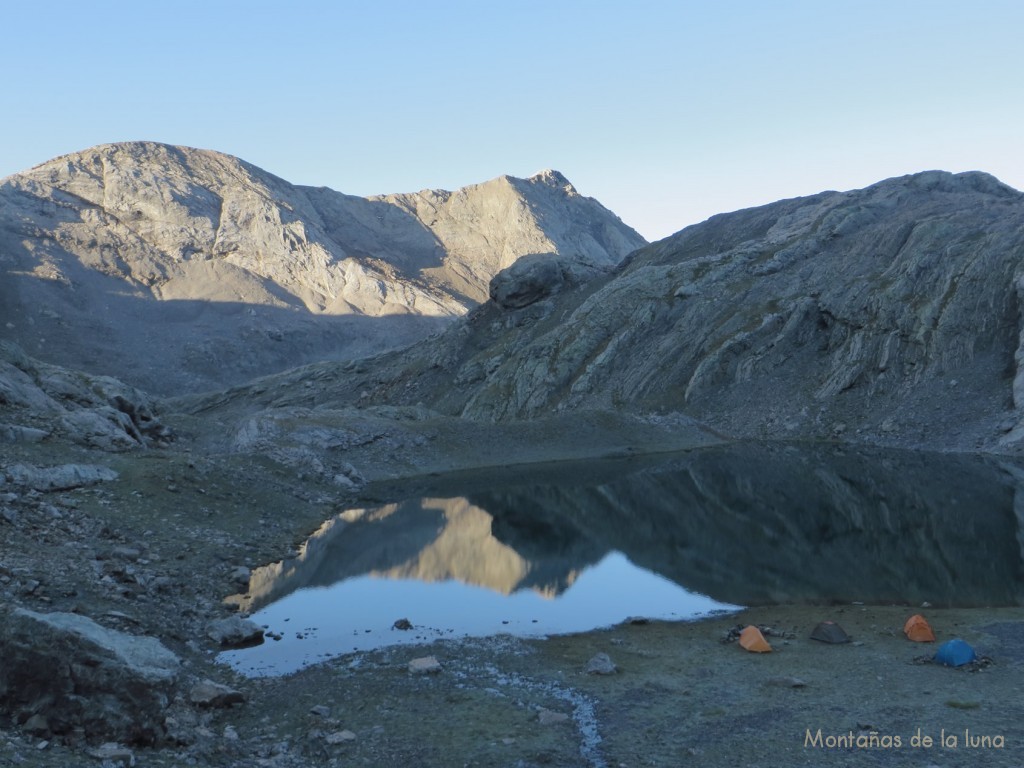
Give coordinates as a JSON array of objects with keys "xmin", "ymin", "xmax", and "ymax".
[{"xmin": 0, "ymin": 142, "xmax": 645, "ymax": 394}]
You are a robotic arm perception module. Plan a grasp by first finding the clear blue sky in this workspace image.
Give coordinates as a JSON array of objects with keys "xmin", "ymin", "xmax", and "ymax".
[{"xmin": 2, "ymin": 0, "xmax": 1021, "ymax": 241}]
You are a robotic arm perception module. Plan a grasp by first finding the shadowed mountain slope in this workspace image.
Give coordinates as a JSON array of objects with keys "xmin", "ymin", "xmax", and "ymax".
[{"xmin": 184, "ymin": 171, "xmax": 1024, "ymax": 453}]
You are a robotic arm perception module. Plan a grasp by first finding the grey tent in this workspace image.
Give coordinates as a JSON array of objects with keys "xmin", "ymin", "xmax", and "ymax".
[{"xmin": 810, "ymin": 621, "xmax": 851, "ymax": 644}]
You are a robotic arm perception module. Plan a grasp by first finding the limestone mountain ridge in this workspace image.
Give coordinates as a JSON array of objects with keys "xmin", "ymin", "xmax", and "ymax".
[{"xmin": 0, "ymin": 142, "xmax": 645, "ymax": 394}]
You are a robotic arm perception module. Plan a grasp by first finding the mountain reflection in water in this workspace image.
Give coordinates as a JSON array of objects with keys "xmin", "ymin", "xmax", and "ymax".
[{"xmin": 221, "ymin": 442, "xmax": 1024, "ymax": 675}]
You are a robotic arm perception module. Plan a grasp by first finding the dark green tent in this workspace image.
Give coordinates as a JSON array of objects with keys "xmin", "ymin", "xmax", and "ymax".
[{"xmin": 810, "ymin": 621, "xmax": 851, "ymax": 644}]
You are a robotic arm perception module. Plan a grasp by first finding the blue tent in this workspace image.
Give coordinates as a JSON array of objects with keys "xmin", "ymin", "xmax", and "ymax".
[{"xmin": 933, "ymin": 638, "xmax": 977, "ymax": 668}]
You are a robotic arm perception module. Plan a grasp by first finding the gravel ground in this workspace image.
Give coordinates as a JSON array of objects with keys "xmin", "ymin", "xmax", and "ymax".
[{"xmin": 1, "ymin": 430, "xmax": 1022, "ymax": 767}]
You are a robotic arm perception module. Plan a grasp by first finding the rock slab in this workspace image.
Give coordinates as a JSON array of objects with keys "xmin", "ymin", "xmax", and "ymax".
[
  {"xmin": 585, "ymin": 652, "xmax": 618, "ymax": 675},
  {"xmin": 188, "ymin": 680, "xmax": 245, "ymax": 708},
  {"xmin": 4, "ymin": 463, "xmax": 118, "ymax": 491},
  {"xmin": 408, "ymin": 656, "xmax": 442, "ymax": 675},
  {"xmin": 0, "ymin": 608, "xmax": 180, "ymax": 745},
  {"xmin": 206, "ymin": 615, "xmax": 265, "ymax": 647}
]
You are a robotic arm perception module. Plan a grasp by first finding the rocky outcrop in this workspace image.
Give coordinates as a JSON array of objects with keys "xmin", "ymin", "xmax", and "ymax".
[
  {"xmin": 449, "ymin": 171, "xmax": 1024, "ymax": 449},
  {"xmin": 3, "ymin": 463, "xmax": 118, "ymax": 491},
  {"xmin": 0, "ymin": 341, "xmax": 169, "ymax": 451},
  {"xmin": 208, "ymin": 171, "xmax": 1024, "ymax": 453},
  {"xmin": 0, "ymin": 608, "xmax": 180, "ymax": 745},
  {"xmin": 188, "ymin": 679, "xmax": 244, "ymax": 708},
  {"xmin": 0, "ymin": 142, "xmax": 645, "ymax": 394},
  {"xmin": 205, "ymin": 616, "xmax": 264, "ymax": 648},
  {"xmin": 488, "ymin": 252, "xmax": 610, "ymax": 309}
]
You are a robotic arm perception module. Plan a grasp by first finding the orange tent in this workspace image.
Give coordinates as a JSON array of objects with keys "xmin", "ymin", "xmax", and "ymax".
[
  {"xmin": 739, "ymin": 625, "xmax": 772, "ymax": 653},
  {"xmin": 903, "ymin": 614, "xmax": 936, "ymax": 642}
]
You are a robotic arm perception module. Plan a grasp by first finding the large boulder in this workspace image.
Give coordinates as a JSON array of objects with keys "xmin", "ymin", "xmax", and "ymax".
[
  {"xmin": 488, "ymin": 253, "xmax": 608, "ymax": 310},
  {"xmin": 206, "ymin": 615, "xmax": 265, "ymax": 648},
  {"xmin": 0, "ymin": 608, "xmax": 180, "ymax": 745}
]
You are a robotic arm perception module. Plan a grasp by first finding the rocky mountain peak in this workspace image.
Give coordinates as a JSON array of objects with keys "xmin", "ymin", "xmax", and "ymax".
[
  {"xmin": 528, "ymin": 169, "xmax": 577, "ymax": 195},
  {"xmin": 873, "ymin": 169, "xmax": 1016, "ymax": 196},
  {"xmin": 0, "ymin": 143, "xmax": 646, "ymax": 395}
]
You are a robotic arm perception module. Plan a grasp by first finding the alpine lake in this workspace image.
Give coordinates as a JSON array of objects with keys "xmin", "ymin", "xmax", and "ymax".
[{"xmin": 219, "ymin": 441, "xmax": 1024, "ymax": 677}]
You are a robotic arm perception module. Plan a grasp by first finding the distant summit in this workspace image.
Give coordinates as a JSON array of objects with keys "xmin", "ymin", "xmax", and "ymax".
[
  {"xmin": 528, "ymin": 169, "xmax": 577, "ymax": 193},
  {"xmin": 0, "ymin": 142, "xmax": 646, "ymax": 394}
]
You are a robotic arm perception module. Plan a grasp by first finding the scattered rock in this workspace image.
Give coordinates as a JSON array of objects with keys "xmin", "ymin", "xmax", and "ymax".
[
  {"xmin": 87, "ymin": 742, "xmax": 136, "ymax": 766},
  {"xmin": 22, "ymin": 714, "xmax": 50, "ymax": 737},
  {"xmin": 324, "ymin": 730, "xmax": 357, "ymax": 745},
  {"xmin": 537, "ymin": 708, "xmax": 570, "ymax": 725},
  {"xmin": 723, "ymin": 624, "xmax": 795, "ymax": 643},
  {"xmin": 585, "ymin": 652, "xmax": 618, "ymax": 675},
  {"xmin": 766, "ymin": 676, "xmax": 808, "ymax": 688},
  {"xmin": 408, "ymin": 656, "xmax": 442, "ymax": 675},
  {"xmin": 309, "ymin": 705, "xmax": 331, "ymax": 718},
  {"xmin": 206, "ymin": 616, "xmax": 264, "ymax": 647},
  {"xmin": 189, "ymin": 680, "xmax": 245, "ymax": 708},
  {"xmin": 489, "ymin": 253, "xmax": 607, "ymax": 310},
  {"xmin": 110, "ymin": 547, "xmax": 142, "ymax": 562},
  {"xmin": 392, "ymin": 618, "xmax": 413, "ymax": 631},
  {"xmin": 332, "ymin": 462, "xmax": 366, "ymax": 491}
]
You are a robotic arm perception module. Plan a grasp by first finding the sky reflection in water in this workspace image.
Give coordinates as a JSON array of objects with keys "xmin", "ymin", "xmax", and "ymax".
[
  {"xmin": 220, "ymin": 443, "xmax": 1024, "ymax": 676},
  {"xmin": 221, "ymin": 549, "xmax": 736, "ymax": 676}
]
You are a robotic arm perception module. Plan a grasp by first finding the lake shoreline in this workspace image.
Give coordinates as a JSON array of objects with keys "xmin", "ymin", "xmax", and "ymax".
[{"xmin": 2, "ymin": 434, "xmax": 1023, "ymax": 766}]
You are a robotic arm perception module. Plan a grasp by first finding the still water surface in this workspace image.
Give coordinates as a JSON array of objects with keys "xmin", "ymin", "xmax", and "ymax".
[
  {"xmin": 220, "ymin": 442, "xmax": 1024, "ymax": 676},
  {"xmin": 221, "ymin": 548, "xmax": 735, "ymax": 676}
]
